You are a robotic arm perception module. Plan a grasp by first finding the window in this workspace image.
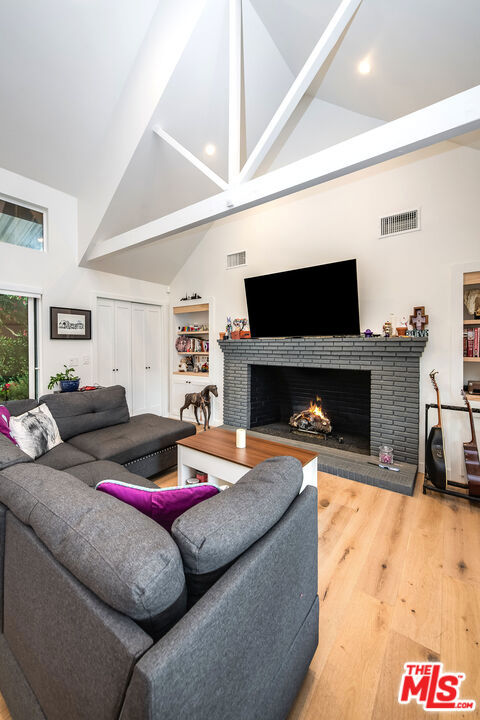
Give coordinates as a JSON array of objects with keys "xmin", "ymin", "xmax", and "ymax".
[
  {"xmin": 0, "ymin": 293, "xmax": 39, "ymax": 401},
  {"xmin": 0, "ymin": 197, "xmax": 45, "ymax": 251}
]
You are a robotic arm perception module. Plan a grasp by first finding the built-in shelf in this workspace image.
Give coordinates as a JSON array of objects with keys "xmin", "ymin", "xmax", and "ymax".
[
  {"xmin": 464, "ymin": 319, "xmax": 480, "ymax": 325},
  {"xmin": 466, "ymin": 393, "xmax": 480, "ymax": 402},
  {"xmin": 173, "ymin": 371, "xmax": 210, "ymax": 377},
  {"xmin": 177, "ymin": 351, "xmax": 209, "ymax": 356},
  {"xmin": 464, "ymin": 357, "xmax": 480, "ymax": 362},
  {"xmin": 173, "ymin": 303, "xmax": 209, "ymax": 314},
  {"xmin": 177, "ymin": 330, "xmax": 209, "ymax": 335}
]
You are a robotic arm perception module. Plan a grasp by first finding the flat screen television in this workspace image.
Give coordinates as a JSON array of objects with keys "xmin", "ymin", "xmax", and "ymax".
[{"xmin": 244, "ymin": 259, "xmax": 360, "ymax": 338}]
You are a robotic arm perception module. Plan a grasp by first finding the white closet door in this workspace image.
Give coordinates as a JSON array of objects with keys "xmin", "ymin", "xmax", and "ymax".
[
  {"xmin": 114, "ymin": 301, "xmax": 132, "ymax": 409},
  {"xmin": 97, "ymin": 298, "xmax": 116, "ymax": 388},
  {"xmin": 131, "ymin": 304, "xmax": 147, "ymax": 415},
  {"xmin": 144, "ymin": 304, "xmax": 162, "ymax": 414}
]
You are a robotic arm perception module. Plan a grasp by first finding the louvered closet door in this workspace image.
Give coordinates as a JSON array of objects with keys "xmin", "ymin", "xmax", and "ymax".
[
  {"xmin": 131, "ymin": 304, "xmax": 147, "ymax": 415},
  {"xmin": 96, "ymin": 298, "xmax": 116, "ymax": 388},
  {"xmin": 144, "ymin": 304, "xmax": 162, "ymax": 414},
  {"xmin": 114, "ymin": 301, "xmax": 132, "ymax": 409}
]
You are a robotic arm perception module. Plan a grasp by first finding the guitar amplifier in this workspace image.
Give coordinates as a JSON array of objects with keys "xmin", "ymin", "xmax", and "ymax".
[{"xmin": 467, "ymin": 380, "xmax": 480, "ymax": 395}]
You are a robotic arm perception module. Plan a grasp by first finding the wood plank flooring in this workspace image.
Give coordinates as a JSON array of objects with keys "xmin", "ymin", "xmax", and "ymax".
[{"xmin": 1, "ymin": 470, "xmax": 479, "ymax": 719}]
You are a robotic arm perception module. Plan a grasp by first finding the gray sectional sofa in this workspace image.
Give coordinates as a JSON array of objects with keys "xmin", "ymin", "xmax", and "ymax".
[{"xmin": 0, "ymin": 387, "xmax": 319, "ymax": 720}]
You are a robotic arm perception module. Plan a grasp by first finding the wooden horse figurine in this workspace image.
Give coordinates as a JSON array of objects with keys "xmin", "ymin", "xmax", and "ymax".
[
  {"xmin": 200, "ymin": 385, "xmax": 218, "ymax": 428},
  {"xmin": 179, "ymin": 384, "xmax": 218, "ymax": 431}
]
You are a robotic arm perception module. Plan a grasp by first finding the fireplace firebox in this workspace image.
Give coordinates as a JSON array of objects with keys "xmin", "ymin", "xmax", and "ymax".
[{"xmin": 250, "ymin": 365, "xmax": 371, "ymax": 455}]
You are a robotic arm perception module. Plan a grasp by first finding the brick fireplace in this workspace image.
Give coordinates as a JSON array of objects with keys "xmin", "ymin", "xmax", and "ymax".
[{"xmin": 219, "ymin": 337, "xmax": 428, "ymax": 464}]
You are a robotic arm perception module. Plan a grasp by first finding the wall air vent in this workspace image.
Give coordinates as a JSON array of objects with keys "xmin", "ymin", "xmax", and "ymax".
[
  {"xmin": 227, "ymin": 250, "xmax": 247, "ymax": 269},
  {"xmin": 380, "ymin": 209, "xmax": 420, "ymax": 237}
]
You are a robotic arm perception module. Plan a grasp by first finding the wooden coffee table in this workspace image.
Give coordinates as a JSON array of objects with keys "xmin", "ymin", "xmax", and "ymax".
[{"xmin": 177, "ymin": 427, "xmax": 317, "ymax": 491}]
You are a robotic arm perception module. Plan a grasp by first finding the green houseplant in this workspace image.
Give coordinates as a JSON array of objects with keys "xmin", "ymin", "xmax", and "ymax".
[{"xmin": 48, "ymin": 365, "xmax": 80, "ymax": 393}]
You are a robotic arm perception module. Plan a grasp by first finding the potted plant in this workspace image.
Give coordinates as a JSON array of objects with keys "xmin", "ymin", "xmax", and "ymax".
[{"xmin": 48, "ymin": 365, "xmax": 80, "ymax": 393}]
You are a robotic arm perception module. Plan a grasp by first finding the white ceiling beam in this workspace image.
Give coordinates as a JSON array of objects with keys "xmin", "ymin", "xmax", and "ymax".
[
  {"xmin": 153, "ymin": 125, "xmax": 228, "ymax": 190},
  {"xmin": 238, "ymin": 0, "xmax": 363, "ymax": 183},
  {"xmin": 228, "ymin": 0, "xmax": 243, "ymax": 183},
  {"xmin": 86, "ymin": 85, "xmax": 480, "ymax": 262},
  {"xmin": 77, "ymin": 0, "xmax": 208, "ymax": 264}
]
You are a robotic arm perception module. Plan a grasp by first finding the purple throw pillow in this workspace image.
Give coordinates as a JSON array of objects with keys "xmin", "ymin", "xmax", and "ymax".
[
  {"xmin": 0, "ymin": 406, "xmax": 18, "ymax": 445},
  {"xmin": 96, "ymin": 480, "xmax": 219, "ymax": 532}
]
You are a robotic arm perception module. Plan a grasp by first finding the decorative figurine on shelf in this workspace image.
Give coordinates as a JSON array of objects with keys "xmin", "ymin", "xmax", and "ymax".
[
  {"xmin": 383, "ymin": 320, "xmax": 393, "ymax": 338},
  {"xmin": 178, "ymin": 358, "xmax": 188, "ymax": 373},
  {"xmin": 179, "ymin": 292, "xmax": 202, "ymax": 302},
  {"xmin": 364, "ymin": 329, "xmax": 373, "ymax": 338},
  {"xmin": 410, "ymin": 306, "xmax": 428, "ymax": 331},
  {"xmin": 396, "ymin": 316, "xmax": 408, "ymax": 337},
  {"xmin": 225, "ymin": 317, "xmax": 233, "ymax": 339},
  {"xmin": 231, "ymin": 318, "xmax": 247, "ymax": 340},
  {"xmin": 407, "ymin": 306, "xmax": 429, "ymax": 337},
  {"xmin": 179, "ymin": 385, "xmax": 218, "ymax": 430},
  {"xmin": 464, "ymin": 289, "xmax": 480, "ymax": 319}
]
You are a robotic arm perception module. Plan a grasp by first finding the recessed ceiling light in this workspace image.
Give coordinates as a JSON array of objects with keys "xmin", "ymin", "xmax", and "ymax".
[
  {"xmin": 204, "ymin": 143, "xmax": 216, "ymax": 156},
  {"xmin": 358, "ymin": 59, "xmax": 371, "ymax": 75}
]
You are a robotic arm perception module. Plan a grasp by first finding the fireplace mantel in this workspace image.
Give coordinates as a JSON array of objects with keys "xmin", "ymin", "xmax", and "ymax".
[{"xmin": 218, "ymin": 336, "xmax": 428, "ymax": 463}]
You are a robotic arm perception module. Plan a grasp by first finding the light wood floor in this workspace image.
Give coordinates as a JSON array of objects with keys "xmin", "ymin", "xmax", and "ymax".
[{"xmin": 1, "ymin": 470, "xmax": 479, "ymax": 720}]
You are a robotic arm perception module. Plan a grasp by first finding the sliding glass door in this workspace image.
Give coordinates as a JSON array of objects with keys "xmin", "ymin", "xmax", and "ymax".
[{"xmin": 0, "ymin": 293, "xmax": 38, "ymax": 401}]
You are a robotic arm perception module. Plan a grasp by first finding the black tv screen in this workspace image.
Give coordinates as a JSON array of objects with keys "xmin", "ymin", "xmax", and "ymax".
[{"xmin": 244, "ymin": 259, "xmax": 360, "ymax": 338}]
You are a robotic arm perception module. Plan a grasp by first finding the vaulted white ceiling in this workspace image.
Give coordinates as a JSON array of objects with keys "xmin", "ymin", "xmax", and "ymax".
[
  {"xmin": 0, "ymin": 0, "xmax": 479, "ymax": 285},
  {"xmin": 0, "ymin": 0, "xmax": 161, "ymax": 196}
]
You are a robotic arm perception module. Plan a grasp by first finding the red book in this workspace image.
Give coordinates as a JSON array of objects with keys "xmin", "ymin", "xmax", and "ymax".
[
  {"xmin": 475, "ymin": 327, "xmax": 480, "ymax": 358},
  {"xmin": 467, "ymin": 329, "xmax": 474, "ymax": 357},
  {"xmin": 464, "ymin": 329, "xmax": 468, "ymax": 357}
]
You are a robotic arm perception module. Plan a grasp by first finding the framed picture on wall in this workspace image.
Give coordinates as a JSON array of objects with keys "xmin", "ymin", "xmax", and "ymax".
[{"xmin": 50, "ymin": 307, "xmax": 91, "ymax": 340}]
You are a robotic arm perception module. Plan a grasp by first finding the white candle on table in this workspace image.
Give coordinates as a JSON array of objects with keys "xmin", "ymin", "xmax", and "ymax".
[{"xmin": 236, "ymin": 428, "xmax": 246, "ymax": 448}]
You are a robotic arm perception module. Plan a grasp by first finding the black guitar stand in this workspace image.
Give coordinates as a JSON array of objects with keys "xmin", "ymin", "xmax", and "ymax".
[{"xmin": 423, "ymin": 401, "xmax": 480, "ymax": 504}]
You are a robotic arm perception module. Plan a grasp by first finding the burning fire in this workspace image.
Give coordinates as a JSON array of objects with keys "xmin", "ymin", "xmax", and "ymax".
[
  {"xmin": 308, "ymin": 397, "xmax": 329, "ymax": 421},
  {"xmin": 289, "ymin": 396, "xmax": 332, "ymax": 435}
]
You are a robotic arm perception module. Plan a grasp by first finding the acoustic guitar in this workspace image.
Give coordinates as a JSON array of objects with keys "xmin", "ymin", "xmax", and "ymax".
[
  {"xmin": 425, "ymin": 370, "xmax": 447, "ymax": 489},
  {"xmin": 461, "ymin": 390, "xmax": 480, "ymax": 497}
]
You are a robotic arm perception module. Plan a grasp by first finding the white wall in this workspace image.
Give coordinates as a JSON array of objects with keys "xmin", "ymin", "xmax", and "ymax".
[
  {"xmin": 170, "ymin": 141, "xmax": 480, "ymax": 475},
  {"xmin": 0, "ymin": 167, "xmax": 170, "ymax": 396}
]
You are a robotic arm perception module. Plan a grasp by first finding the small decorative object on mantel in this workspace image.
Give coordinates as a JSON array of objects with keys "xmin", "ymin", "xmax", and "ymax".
[
  {"xmin": 382, "ymin": 320, "xmax": 393, "ymax": 338},
  {"xmin": 396, "ymin": 316, "xmax": 408, "ymax": 337},
  {"xmin": 225, "ymin": 317, "xmax": 233, "ymax": 339},
  {"xmin": 231, "ymin": 318, "xmax": 248, "ymax": 339},
  {"xmin": 50, "ymin": 307, "xmax": 91, "ymax": 340},
  {"xmin": 406, "ymin": 306, "xmax": 429, "ymax": 337},
  {"xmin": 364, "ymin": 328, "xmax": 373, "ymax": 338},
  {"xmin": 219, "ymin": 332, "xmax": 226, "ymax": 340}
]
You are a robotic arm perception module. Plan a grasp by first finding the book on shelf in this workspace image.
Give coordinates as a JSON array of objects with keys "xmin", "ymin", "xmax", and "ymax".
[{"xmin": 465, "ymin": 327, "xmax": 480, "ymax": 358}]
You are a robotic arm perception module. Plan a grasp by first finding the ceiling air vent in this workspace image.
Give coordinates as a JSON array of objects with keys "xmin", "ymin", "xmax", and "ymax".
[
  {"xmin": 227, "ymin": 250, "xmax": 247, "ymax": 269},
  {"xmin": 380, "ymin": 209, "xmax": 420, "ymax": 237}
]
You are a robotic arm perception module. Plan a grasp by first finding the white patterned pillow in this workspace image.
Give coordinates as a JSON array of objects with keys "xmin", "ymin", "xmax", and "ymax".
[{"xmin": 9, "ymin": 404, "xmax": 62, "ymax": 459}]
